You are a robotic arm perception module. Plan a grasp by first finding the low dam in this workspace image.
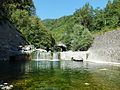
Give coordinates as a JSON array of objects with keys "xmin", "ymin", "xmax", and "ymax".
[
  {"xmin": 32, "ymin": 50, "xmax": 88, "ymax": 61},
  {"xmin": 31, "ymin": 29, "xmax": 120, "ymax": 63},
  {"xmin": 88, "ymin": 29, "xmax": 120, "ymax": 63},
  {"xmin": 32, "ymin": 50, "xmax": 59, "ymax": 61}
]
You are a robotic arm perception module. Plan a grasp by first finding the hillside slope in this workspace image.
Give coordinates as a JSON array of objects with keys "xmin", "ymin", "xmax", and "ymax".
[{"xmin": 43, "ymin": 0, "xmax": 120, "ymax": 51}]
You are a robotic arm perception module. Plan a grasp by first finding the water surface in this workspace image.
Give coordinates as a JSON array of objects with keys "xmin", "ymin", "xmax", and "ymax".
[{"xmin": 0, "ymin": 60, "xmax": 120, "ymax": 90}]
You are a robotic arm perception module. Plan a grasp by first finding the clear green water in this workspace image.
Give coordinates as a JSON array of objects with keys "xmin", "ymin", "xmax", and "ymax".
[{"xmin": 0, "ymin": 60, "xmax": 120, "ymax": 90}]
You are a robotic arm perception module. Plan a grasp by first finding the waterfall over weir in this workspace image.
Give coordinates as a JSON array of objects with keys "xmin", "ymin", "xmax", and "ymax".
[{"xmin": 32, "ymin": 50, "xmax": 59, "ymax": 61}]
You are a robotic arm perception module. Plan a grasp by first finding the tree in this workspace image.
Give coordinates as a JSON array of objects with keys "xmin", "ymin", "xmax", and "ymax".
[
  {"xmin": 74, "ymin": 3, "xmax": 94, "ymax": 30},
  {"xmin": 0, "ymin": 0, "xmax": 55, "ymax": 50},
  {"xmin": 104, "ymin": 0, "xmax": 119, "ymax": 28},
  {"xmin": 71, "ymin": 24, "xmax": 93, "ymax": 51}
]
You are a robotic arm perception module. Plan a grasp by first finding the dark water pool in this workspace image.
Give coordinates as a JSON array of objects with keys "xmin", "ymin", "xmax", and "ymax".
[{"xmin": 0, "ymin": 60, "xmax": 120, "ymax": 90}]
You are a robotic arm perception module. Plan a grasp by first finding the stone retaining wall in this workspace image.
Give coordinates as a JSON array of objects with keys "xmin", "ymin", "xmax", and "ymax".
[{"xmin": 88, "ymin": 29, "xmax": 120, "ymax": 63}]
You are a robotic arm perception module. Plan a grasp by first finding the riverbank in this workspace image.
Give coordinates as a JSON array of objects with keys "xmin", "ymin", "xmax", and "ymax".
[
  {"xmin": 86, "ymin": 60, "xmax": 120, "ymax": 65},
  {"xmin": 0, "ymin": 48, "xmax": 35, "ymax": 61}
]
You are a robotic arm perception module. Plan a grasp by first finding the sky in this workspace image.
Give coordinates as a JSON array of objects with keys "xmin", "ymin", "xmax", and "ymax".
[{"xmin": 33, "ymin": 0, "xmax": 112, "ymax": 20}]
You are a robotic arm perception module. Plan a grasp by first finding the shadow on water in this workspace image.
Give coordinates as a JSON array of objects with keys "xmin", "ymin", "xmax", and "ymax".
[
  {"xmin": 0, "ymin": 60, "xmax": 120, "ymax": 90},
  {"xmin": 0, "ymin": 61, "xmax": 28, "ymax": 83}
]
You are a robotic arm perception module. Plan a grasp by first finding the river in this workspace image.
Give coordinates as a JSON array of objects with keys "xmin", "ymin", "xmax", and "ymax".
[{"xmin": 0, "ymin": 60, "xmax": 120, "ymax": 90}]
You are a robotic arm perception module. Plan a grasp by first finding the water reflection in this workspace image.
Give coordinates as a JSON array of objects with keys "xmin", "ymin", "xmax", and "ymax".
[
  {"xmin": 0, "ymin": 61, "xmax": 27, "ymax": 83},
  {"xmin": 0, "ymin": 61, "xmax": 120, "ymax": 90},
  {"xmin": 0, "ymin": 61, "xmax": 120, "ymax": 78}
]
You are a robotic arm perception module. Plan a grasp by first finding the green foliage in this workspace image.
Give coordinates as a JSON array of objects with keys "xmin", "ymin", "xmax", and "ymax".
[
  {"xmin": 43, "ymin": 3, "xmax": 94, "ymax": 51},
  {"xmin": 92, "ymin": 0, "xmax": 120, "ymax": 30},
  {"xmin": 44, "ymin": 0, "xmax": 120, "ymax": 51},
  {"xmin": 1, "ymin": 0, "xmax": 120, "ymax": 51},
  {"xmin": 71, "ymin": 25, "xmax": 93, "ymax": 51},
  {"xmin": 74, "ymin": 3, "xmax": 94, "ymax": 30},
  {"xmin": 0, "ymin": 0, "xmax": 55, "ymax": 50}
]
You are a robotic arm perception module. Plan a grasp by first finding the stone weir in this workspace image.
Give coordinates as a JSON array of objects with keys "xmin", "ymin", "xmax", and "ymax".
[
  {"xmin": 88, "ymin": 29, "xmax": 120, "ymax": 63},
  {"xmin": 0, "ymin": 10, "xmax": 27, "ymax": 61}
]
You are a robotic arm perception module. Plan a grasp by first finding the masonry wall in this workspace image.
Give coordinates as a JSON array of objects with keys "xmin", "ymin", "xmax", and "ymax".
[{"xmin": 88, "ymin": 29, "xmax": 120, "ymax": 63}]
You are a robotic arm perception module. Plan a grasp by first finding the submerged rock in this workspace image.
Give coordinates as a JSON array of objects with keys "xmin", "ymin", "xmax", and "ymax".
[
  {"xmin": 99, "ymin": 68, "xmax": 108, "ymax": 71},
  {"xmin": 0, "ymin": 82, "xmax": 13, "ymax": 90},
  {"xmin": 85, "ymin": 83, "xmax": 90, "ymax": 86}
]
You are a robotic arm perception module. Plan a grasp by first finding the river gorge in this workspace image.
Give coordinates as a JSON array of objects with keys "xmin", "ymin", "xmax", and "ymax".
[
  {"xmin": 1, "ymin": 27, "xmax": 120, "ymax": 90},
  {"xmin": 1, "ymin": 0, "xmax": 120, "ymax": 90}
]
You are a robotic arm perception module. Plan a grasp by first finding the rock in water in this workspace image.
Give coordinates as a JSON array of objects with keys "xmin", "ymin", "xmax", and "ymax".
[{"xmin": 85, "ymin": 83, "xmax": 89, "ymax": 86}]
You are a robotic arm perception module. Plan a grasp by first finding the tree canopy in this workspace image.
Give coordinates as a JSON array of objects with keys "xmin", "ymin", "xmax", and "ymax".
[
  {"xmin": 43, "ymin": 0, "xmax": 120, "ymax": 51},
  {"xmin": 0, "ymin": 0, "xmax": 55, "ymax": 51},
  {"xmin": 1, "ymin": 0, "xmax": 120, "ymax": 51}
]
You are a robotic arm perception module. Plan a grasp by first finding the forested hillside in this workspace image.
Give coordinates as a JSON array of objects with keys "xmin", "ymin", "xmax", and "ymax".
[
  {"xmin": 43, "ymin": 0, "xmax": 120, "ymax": 51},
  {"xmin": 1, "ymin": 0, "xmax": 120, "ymax": 52},
  {"xmin": 0, "ymin": 0, "xmax": 55, "ymax": 51}
]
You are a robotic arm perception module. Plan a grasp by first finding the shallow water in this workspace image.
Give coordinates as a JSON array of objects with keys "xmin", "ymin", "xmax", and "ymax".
[{"xmin": 0, "ymin": 60, "xmax": 120, "ymax": 90}]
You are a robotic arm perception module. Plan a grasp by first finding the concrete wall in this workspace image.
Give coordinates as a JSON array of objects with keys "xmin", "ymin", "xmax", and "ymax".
[
  {"xmin": 60, "ymin": 29, "xmax": 120, "ymax": 63},
  {"xmin": 88, "ymin": 29, "xmax": 120, "ymax": 63},
  {"xmin": 60, "ymin": 51, "xmax": 88, "ymax": 60}
]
